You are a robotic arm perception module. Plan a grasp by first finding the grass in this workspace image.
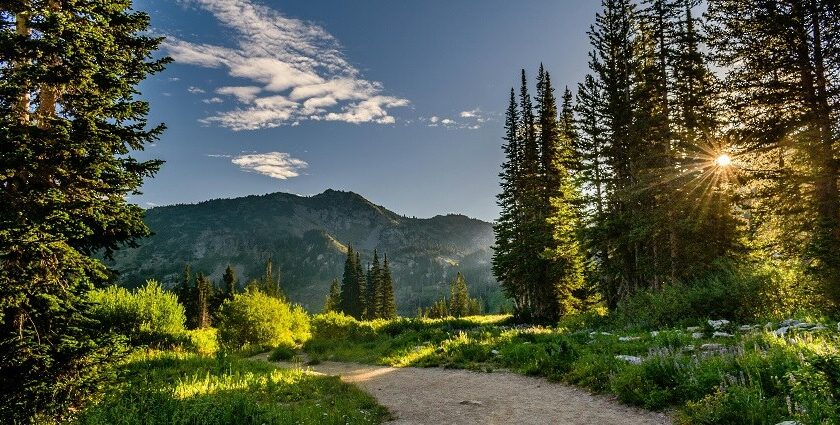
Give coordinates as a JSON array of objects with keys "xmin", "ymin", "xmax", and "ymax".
[
  {"xmin": 305, "ymin": 312, "xmax": 840, "ymax": 424},
  {"xmin": 75, "ymin": 350, "xmax": 389, "ymax": 425}
]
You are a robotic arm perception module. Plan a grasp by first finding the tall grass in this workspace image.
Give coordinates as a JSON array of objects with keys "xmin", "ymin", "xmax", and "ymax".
[{"xmin": 76, "ymin": 350, "xmax": 388, "ymax": 425}]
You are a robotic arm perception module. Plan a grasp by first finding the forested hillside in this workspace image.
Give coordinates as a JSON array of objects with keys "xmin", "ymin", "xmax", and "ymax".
[{"xmin": 106, "ymin": 189, "xmax": 500, "ymax": 313}]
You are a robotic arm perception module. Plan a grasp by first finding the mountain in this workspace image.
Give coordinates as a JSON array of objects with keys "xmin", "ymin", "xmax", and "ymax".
[{"xmin": 107, "ymin": 189, "xmax": 503, "ymax": 314}]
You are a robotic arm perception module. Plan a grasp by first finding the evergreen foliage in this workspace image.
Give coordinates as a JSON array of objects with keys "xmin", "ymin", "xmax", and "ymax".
[
  {"xmin": 324, "ymin": 278, "xmax": 341, "ymax": 313},
  {"xmin": 0, "ymin": 2, "xmax": 168, "ymax": 420},
  {"xmin": 222, "ymin": 265, "xmax": 238, "ymax": 302}
]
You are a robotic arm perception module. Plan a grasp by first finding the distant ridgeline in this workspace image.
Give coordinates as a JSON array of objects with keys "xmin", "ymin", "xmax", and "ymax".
[{"xmin": 106, "ymin": 189, "xmax": 503, "ymax": 314}]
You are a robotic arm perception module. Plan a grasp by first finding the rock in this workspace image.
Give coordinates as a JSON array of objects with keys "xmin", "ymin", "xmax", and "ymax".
[
  {"xmin": 692, "ymin": 332, "xmax": 704, "ymax": 339},
  {"xmin": 739, "ymin": 325, "xmax": 754, "ymax": 332},
  {"xmin": 708, "ymin": 319, "xmax": 730, "ymax": 330},
  {"xmin": 701, "ymin": 343, "xmax": 723, "ymax": 351},
  {"xmin": 650, "ymin": 331, "xmax": 660, "ymax": 337},
  {"xmin": 781, "ymin": 319, "xmax": 801, "ymax": 327},
  {"xmin": 687, "ymin": 326, "xmax": 701, "ymax": 332},
  {"xmin": 837, "ymin": 322, "xmax": 840, "ymax": 331},
  {"xmin": 794, "ymin": 322, "xmax": 815, "ymax": 329},
  {"xmin": 490, "ymin": 349, "xmax": 499, "ymax": 355},
  {"xmin": 810, "ymin": 325, "xmax": 826, "ymax": 331},
  {"xmin": 682, "ymin": 345, "xmax": 695, "ymax": 352},
  {"xmin": 764, "ymin": 322, "xmax": 775, "ymax": 330},
  {"xmin": 773, "ymin": 327, "xmax": 789, "ymax": 337},
  {"xmin": 619, "ymin": 336, "xmax": 641, "ymax": 342},
  {"xmin": 775, "ymin": 421, "xmax": 802, "ymax": 425},
  {"xmin": 713, "ymin": 332, "xmax": 734, "ymax": 338},
  {"xmin": 615, "ymin": 355, "xmax": 643, "ymax": 365},
  {"xmin": 460, "ymin": 400, "xmax": 483, "ymax": 406}
]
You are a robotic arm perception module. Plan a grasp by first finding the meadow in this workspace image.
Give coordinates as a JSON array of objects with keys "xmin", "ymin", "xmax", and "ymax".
[
  {"xmin": 75, "ymin": 350, "xmax": 388, "ymax": 425},
  {"xmin": 303, "ymin": 312, "xmax": 840, "ymax": 424}
]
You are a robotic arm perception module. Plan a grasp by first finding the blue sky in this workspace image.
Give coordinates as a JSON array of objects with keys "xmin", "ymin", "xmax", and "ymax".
[{"xmin": 133, "ymin": 0, "xmax": 601, "ymax": 221}]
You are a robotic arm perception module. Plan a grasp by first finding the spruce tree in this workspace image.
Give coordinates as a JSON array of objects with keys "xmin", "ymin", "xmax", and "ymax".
[
  {"xmin": 260, "ymin": 257, "xmax": 283, "ymax": 298},
  {"xmin": 179, "ymin": 264, "xmax": 199, "ymax": 328},
  {"xmin": 195, "ymin": 273, "xmax": 212, "ymax": 329},
  {"xmin": 0, "ymin": 8, "xmax": 167, "ymax": 417},
  {"xmin": 354, "ymin": 252, "xmax": 366, "ymax": 318},
  {"xmin": 223, "ymin": 265, "xmax": 238, "ymax": 301},
  {"xmin": 449, "ymin": 272, "xmax": 470, "ymax": 318},
  {"xmin": 339, "ymin": 246, "xmax": 362, "ymax": 318},
  {"xmin": 493, "ymin": 88, "xmax": 525, "ymax": 315},
  {"xmin": 365, "ymin": 251, "xmax": 382, "ymax": 319},
  {"xmin": 324, "ymin": 278, "xmax": 342, "ymax": 313},
  {"xmin": 379, "ymin": 255, "xmax": 397, "ymax": 319},
  {"xmin": 707, "ymin": 0, "xmax": 840, "ymax": 305}
]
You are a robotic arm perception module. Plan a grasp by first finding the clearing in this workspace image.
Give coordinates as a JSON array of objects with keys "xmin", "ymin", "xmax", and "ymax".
[{"xmin": 254, "ymin": 354, "xmax": 672, "ymax": 425}]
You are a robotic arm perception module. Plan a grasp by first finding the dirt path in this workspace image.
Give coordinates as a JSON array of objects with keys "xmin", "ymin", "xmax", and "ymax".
[{"xmin": 253, "ymin": 354, "xmax": 672, "ymax": 425}]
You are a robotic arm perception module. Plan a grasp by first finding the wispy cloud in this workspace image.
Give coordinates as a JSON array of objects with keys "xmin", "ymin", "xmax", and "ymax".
[
  {"xmin": 423, "ymin": 108, "xmax": 494, "ymax": 130},
  {"xmin": 164, "ymin": 0, "xmax": 408, "ymax": 130},
  {"xmin": 231, "ymin": 152, "xmax": 308, "ymax": 180},
  {"xmin": 459, "ymin": 108, "xmax": 480, "ymax": 118},
  {"xmin": 203, "ymin": 97, "xmax": 223, "ymax": 104},
  {"xmin": 188, "ymin": 86, "xmax": 206, "ymax": 94}
]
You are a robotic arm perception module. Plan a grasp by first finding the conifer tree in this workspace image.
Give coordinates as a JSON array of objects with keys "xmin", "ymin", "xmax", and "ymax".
[
  {"xmin": 324, "ymin": 278, "xmax": 342, "ymax": 313},
  {"xmin": 223, "ymin": 265, "xmax": 238, "ymax": 301},
  {"xmin": 706, "ymin": 0, "xmax": 840, "ymax": 305},
  {"xmin": 355, "ymin": 251, "xmax": 367, "ymax": 318},
  {"xmin": 379, "ymin": 255, "xmax": 397, "ymax": 319},
  {"xmin": 195, "ymin": 273, "xmax": 212, "ymax": 329},
  {"xmin": 260, "ymin": 257, "xmax": 283, "ymax": 298},
  {"xmin": 178, "ymin": 264, "xmax": 199, "ymax": 328},
  {"xmin": 449, "ymin": 272, "xmax": 470, "ymax": 318},
  {"xmin": 365, "ymin": 251, "xmax": 382, "ymax": 319},
  {"xmin": 339, "ymin": 246, "xmax": 362, "ymax": 318}
]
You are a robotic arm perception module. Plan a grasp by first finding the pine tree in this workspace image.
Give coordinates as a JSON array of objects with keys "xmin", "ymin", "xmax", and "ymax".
[
  {"xmin": 178, "ymin": 264, "xmax": 198, "ymax": 328},
  {"xmin": 365, "ymin": 251, "xmax": 382, "ymax": 319},
  {"xmin": 339, "ymin": 246, "xmax": 362, "ymax": 318},
  {"xmin": 449, "ymin": 272, "xmax": 470, "ymax": 317},
  {"xmin": 324, "ymin": 278, "xmax": 342, "ymax": 313},
  {"xmin": 379, "ymin": 255, "xmax": 397, "ymax": 319},
  {"xmin": 707, "ymin": 0, "xmax": 840, "ymax": 304},
  {"xmin": 223, "ymin": 265, "xmax": 237, "ymax": 301},
  {"xmin": 0, "ymin": 4, "xmax": 168, "ymax": 415},
  {"xmin": 493, "ymin": 88, "xmax": 525, "ymax": 314},
  {"xmin": 195, "ymin": 273, "xmax": 212, "ymax": 329},
  {"xmin": 260, "ymin": 257, "xmax": 283, "ymax": 298},
  {"xmin": 354, "ymin": 252, "xmax": 366, "ymax": 317}
]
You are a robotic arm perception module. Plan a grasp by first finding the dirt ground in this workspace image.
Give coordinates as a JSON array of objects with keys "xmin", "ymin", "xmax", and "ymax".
[{"xmin": 254, "ymin": 354, "xmax": 672, "ymax": 425}]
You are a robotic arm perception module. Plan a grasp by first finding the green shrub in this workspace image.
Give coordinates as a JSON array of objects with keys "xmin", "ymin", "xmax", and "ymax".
[
  {"xmin": 311, "ymin": 311, "xmax": 378, "ymax": 341},
  {"xmin": 183, "ymin": 328, "xmax": 219, "ymax": 356},
  {"xmin": 269, "ymin": 345, "xmax": 296, "ymax": 362},
  {"xmin": 614, "ymin": 264, "xmax": 816, "ymax": 328},
  {"xmin": 88, "ymin": 281, "xmax": 186, "ymax": 344},
  {"xmin": 216, "ymin": 291, "xmax": 311, "ymax": 349}
]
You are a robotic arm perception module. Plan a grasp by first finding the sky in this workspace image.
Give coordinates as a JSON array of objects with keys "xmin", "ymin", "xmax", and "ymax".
[{"xmin": 132, "ymin": 0, "xmax": 602, "ymax": 221}]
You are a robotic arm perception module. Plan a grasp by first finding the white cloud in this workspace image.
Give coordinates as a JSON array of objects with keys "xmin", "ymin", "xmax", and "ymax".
[
  {"xmin": 203, "ymin": 97, "xmax": 224, "ymax": 104},
  {"xmin": 429, "ymin": 116, "xmax": 440, "ymax": 123},
  {"xmin": 188, "ymin": 86, "xmax": 206, "ymax": 94},
  {"xmin": 205, "ymin": 153, "xmax": 232, "ymax": 158},
  {"xmin": 164, "ymin": 0, "xmax": 408, "ymax": 130},
  {"xmin": 231, "ymin": 152, "xmax": 308, "ymax": 180},
  {"xmin": 441, "ymin": 118, "xmax": 456, "ymax": 125},
  {"xmin": 460, "ymin": 108, "xmax": 480, "ymax": 118}
]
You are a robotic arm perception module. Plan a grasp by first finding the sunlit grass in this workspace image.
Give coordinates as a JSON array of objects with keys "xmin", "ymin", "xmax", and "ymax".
[{"xmin": 76, "ymin": 350, "xmax": 389, "ymax": 425}]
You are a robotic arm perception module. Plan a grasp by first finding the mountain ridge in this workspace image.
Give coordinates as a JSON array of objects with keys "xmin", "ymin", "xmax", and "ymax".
[{"xmin": 109, "ymin": 189, "xmax": 503, "ymax": 313}]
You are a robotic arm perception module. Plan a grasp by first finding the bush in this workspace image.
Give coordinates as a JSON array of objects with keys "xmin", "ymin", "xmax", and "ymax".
[
  {"xmin": 310, "ymin": 311, "xmax": 377, "ymax": 341},
  {"xmin": 216, "ymin": 291, "xmax": 311, "ymax": 348},
  {"xmin": 183, "ymin": 328, "xmax": 219, "ymax": 356},
  {"xmin": 268, "ymin": 345, "xmax": 296, "ymax": 362},
  {"xmin": 614, "ymin": 264, "xmax": 818, "ymax": 328},
  {"xmin": 88, "ymin": 281, "xmax": 186, "ymax": 344}
]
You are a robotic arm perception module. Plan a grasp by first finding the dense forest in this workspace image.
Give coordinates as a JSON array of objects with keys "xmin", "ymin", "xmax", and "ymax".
[{"xmin": 494, "ymin": 0, "xmax": 840, "ymax": 323}]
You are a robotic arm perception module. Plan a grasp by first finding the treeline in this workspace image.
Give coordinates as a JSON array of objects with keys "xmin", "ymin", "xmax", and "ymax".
[
  {"xmin": 495, "ymin": 0, "xmax": 840, "ymax": 322},
  {"xmin": 325, "ymin": 246, "xmax": 397, "ymax": 320},
  {"xmin": 419, "ymin": 272, "xmax": 483, "ymax": 319},
  {"xmin": 176, "ymin": 258, "xmax": 282, "ymax": 328}
]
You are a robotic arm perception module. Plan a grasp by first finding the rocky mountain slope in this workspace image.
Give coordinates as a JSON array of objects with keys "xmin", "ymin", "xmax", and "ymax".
[{"xmin": 107, "ymin": 189, "xmax": 502, "ymax": 313}]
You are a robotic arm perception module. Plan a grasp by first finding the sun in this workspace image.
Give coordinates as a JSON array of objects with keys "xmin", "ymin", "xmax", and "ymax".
[{"xmin": 715, "ymin": 154, "xmax": 732, "ymax": 167}]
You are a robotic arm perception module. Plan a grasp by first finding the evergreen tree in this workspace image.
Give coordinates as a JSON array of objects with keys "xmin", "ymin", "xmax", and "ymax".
[
  {"xmin": 223, "ymin": 265, "xmax": 238, "ymax": 301},
  {"xmin": 379, "ymin": 255, "xmax": 397, "ymax": 319},
  {"xmin": 339, "ymin": 246, "xmax": 364, "ymax": 319},
  {"xmin": 364, "ymin": 251, "xmax": 382, "ymax": 319},
  {"xmin": 195, "ymin": 273, "xmax": 212, "ymax": 329},
  {"xmin": 449, "ymin": 272, "xmax": 470, "ymax": 318},
  {"xmin": 178, "ymin": 264, "xmax": 199, "ymax": 328},
  {"xmin": 707, "ymin": 0, "xmax": 840, "ymax": 306},
  {"xmin": 324, "ymin": 278, "xmax": 342, "ymax": 313},
  {"xmin": 354, "ymin": 251, "xmax": 367, "ymax": 317},
  {"xmin": 493, "ymin": 88, "xmax": 525, "ymax": 314},
  {"xmin": 0, "ymin": 4, "xmax": 169, "ymax": 415},
  {"xmin": 260, "ymin": 257, "xmax": 283, "ymax": 298}
]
